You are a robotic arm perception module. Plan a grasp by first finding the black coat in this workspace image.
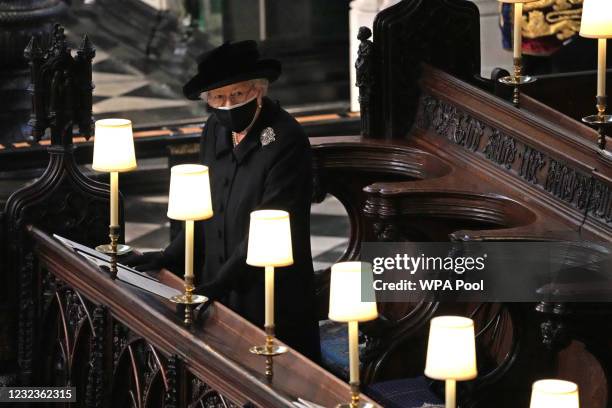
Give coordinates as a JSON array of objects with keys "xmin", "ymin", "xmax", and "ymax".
[{"xmin": 162, "ymin": 97, "xmax": 321, "ymax": 361}]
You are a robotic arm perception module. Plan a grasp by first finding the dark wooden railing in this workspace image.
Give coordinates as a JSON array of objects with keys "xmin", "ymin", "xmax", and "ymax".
[{"xmin": 29, "ymin": 226, "xmax": 378, "ymax": 408}]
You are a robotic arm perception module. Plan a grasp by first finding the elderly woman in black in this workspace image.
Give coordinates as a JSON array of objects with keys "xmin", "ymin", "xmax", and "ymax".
[{"xmin": 127, "ymin": 41, "xmax": 321, "ymax": 362}]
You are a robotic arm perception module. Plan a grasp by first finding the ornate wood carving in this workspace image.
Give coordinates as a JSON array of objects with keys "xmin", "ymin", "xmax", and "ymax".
[
  {"xmin": 416, "ymin": 93, "xmax": 612, "ymax": 227},
  {"xmin": 25, "ymin": 24, "xmax": 95, "ymax": 144},
  {"xmin": 113, "ymin": 337, "xmax": 167, "ymax": 407},
  {"xmin": 191, "ymin": 377, "xmax": 240, "ymax": 408},
  {"xmin": 113, "ymin": 324, "xmax": 129, "ymax": 369},
  {"xmin": 371, "ymin": 222, "xmax": 402, "ymax": 242},
  {"xmin": 369, "ymin": 0, "xmax": 481, "ymax": 139},
  {"xmin": 164, "ymin": 355, "xmax": 178, "ymax": 408},
  {"xmin": 355, "ymin": 26, "xmax": 374, "ymax": 138},
  {"xmin": 0, "ymin": 0, "xmax": 67, "ymax": 145},
  {"xmin": 31, "ymin": 227, "xmax": 372, "ymax": 407},
  {"xmin": 17, "ymin": 252, "xmax": 34, "ymax": 384},
  {"xmin": 544, "ymin": 160, "xmax": 593, "ymax": 212},
  {"xmin": 484, "ymin": 130, "xmax": 517, "ymax": 169},
  {"xmin": 0, "ymin": 18, "xmax": 71, "ymax": 363},
  {"xmin": 86, "ymin": 305, "xmax": 106, "ymax": 408},
  {"xmin": 519, "ymin": 146, "xmax": 546, "ymax": 184},
  {"xmin": 591, "ymin": 180, "xmax": 612, "ymax": 223},
  {"xmin": 454, "ymin": 114, "xmax": 484, "ymax": 152},
  {"xmin": 34, "ymin": 270, "xmax": 95, "ymax": 402},
  {"xmin": 3, "ymin": 25, "xmax": 117, "ymax": 386},
  {"xmin": 540, "ymin": 318, "xmax": 570, "ymax": 351}
]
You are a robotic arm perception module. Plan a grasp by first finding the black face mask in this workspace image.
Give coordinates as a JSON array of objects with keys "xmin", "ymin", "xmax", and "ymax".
[{"xmin": 210, "ymin": 96, "xmax": 259, "ymax": 133}]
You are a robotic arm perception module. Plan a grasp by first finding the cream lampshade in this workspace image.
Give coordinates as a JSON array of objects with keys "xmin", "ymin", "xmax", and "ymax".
[
  {"xmin": 530, "ymin": 379, "xmax": 580, "ymax": 408},
  {"xmin": 167, "ymin": 164, "xmax": 213, "ymax": 221},
  {"xmin": 580, "ymin": 0, "xmax": 612, "ymax": 38},
  {"xmin": 328, "ymin": 261, "xmax": 378, "ymax": 323},
  {"xmin": 425, "ymin": 316, "xmax": 477, "ymax": 381},
  {"xmin": 425, "ymin": 316, "xmax": 477, "ymax": 408},
  {"xmin": 92, "ymin": 118, "xmax": 137, "ymax": 172},
  {"xmin": 246, "ymin": 210, "xmax": 293, "ymax": 267}
]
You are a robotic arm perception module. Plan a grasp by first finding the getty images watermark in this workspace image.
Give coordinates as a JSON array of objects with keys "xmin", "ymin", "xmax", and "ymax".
[
  {"xmin": 372, "ymin": 252, "xmax": 487, "ymax": 292},
  {"xmin": 360, "ymin": 242, "xmax": 612, "ymax": 303}
]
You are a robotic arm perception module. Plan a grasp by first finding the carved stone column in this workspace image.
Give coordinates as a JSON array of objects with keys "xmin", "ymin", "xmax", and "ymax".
[{"xmin": 0, "ymin": 0, "xmax": 66, "ymax": 145}]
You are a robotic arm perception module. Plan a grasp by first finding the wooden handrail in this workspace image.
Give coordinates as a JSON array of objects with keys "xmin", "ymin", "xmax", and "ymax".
[{"xmin": 29, "ymin": 225, "xmax": 379, "ymax": 408}]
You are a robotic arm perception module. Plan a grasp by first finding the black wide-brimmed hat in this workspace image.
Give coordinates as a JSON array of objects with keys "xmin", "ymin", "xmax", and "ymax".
[{"xmin": 183, "ymin": 40, "xmax": 281, "ymax": 100}]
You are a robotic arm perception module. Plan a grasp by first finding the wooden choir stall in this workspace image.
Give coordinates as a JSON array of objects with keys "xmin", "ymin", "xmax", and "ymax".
[
  {"xmin": 0, "ymin": 0, "xmax": 611, "ymax": 407},
  {"xmin": 0, "ymin": 23, "xmax": 376, "ymax": 408}
]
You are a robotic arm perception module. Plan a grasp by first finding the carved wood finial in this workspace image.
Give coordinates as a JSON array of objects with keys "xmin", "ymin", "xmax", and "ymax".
[
  {"xmin": 78, "ymin": 35, "xmax": 96, "ymax": 61},
  {"xmin": 357, "ymin": 26, "xmax": 371, "ymax": 42},
  {"xmin": 25, "ymin": 36, "xmax": 45, "ymax": 142},
  {"xmin": 356, "ymin": 26, "xmax": 374, "ymax": 138},
  {"xmin": 76, "ymin": 34, "xmax": 96, "ymax": 140},
  {"xmin": 24, "ymin": 37, "xmax": 42, "ymax": 61},
  {"xmin": 24, "ymin": 24, "xmax": 95, "ymax": 145},
  {"xmin": 49, "ymin": 23, "xmax": 68, "ymax": 57}
]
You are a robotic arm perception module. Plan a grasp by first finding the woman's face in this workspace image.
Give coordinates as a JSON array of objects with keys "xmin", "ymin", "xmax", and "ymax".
[{"xmin": 205, "ymin": 81, "xmax": 262, "ymax": 109}]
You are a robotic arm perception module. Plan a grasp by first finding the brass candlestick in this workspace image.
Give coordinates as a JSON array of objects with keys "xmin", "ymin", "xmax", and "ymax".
[
  {"xmin": 582, "ymin": 95, "xmax": 612, "ymax": 152},
  {"xmin": 109, "ymin": 225, "xmax": 118, "ymax": 279},
  {"xmin": 249, "ymin": 325, "xmax": 287, "ymax": 382},
  {"xmin": 95, "ymin": 228, "xmax": 131, "ymax": 255},
  {"xmin": 95, "ymin": 225, "xmax": 130, "ymax": 279},
  {"xmin": 498, "ymin": 57, "xmax": 536, "ymax": 108},
  {"xmin": 336, "ymin": 382, "xmax": 367, "ymax": 408},
  {"xmin": 169, "ymin": 275, "xmax": 208, "ymax": 325}
]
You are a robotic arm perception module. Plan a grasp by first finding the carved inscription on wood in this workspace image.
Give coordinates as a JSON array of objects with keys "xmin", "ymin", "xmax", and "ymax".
[{"xmin": 417, "ymin": 94, "xmax": 612, "ymax": 225}]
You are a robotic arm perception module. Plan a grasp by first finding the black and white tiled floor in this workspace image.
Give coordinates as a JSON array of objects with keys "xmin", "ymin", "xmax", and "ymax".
[
  {"xmin": 64, "ymin": 20, "xmax": 209, "ymax": 125},
  {"xmin": 124, "ymin": 194, "xmax": 350, "ymax": 271},
  {"xmin": 90, "ymin": 48, "xmax": 208, "ymax": 124},
  {"xmin": 66, "ymin": 16, "xmax": 348, "ymax": 126}
]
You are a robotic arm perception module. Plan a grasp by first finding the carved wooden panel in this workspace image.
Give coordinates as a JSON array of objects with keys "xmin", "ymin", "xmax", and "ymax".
[
  {"xmin": 371, "ymin": 0, "xmax": 481, "ymax": 139},
  {"xmin": 416, "ymin": 93, "xmax": 612, "ymax": 226},
  {"xmin": 31, "ymin": 266, "xmax": 242, "ymax": 408},
  {"xmin": 4, "ymin": 24, "xmax": 119, "ymax": 387}
]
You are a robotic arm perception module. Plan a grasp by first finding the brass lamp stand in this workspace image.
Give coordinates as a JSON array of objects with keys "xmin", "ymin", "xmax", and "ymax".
[
  {"xmin": 579, "ymin": 0, "xmax": 612, "ymax": 154},
  {"xmin": 246, "ymin": 211, "xmax": 293, "ymax": 382},
  {"xmin": 92, "ymin": 119, "xmax": 137, "ymax": 279},
  {"xmin": 166, "ymin": 165, "xmax": 214, "ymax": 326},
  {"xmin": 95, "ymin": 225, "xmax": 125, "ymax": 279},
  {"xmin": 497, "ymin": 0, "xmax": 538, "ymax": 108},
  {"xmin": 582, "ymin": 95, "xmax": 612, "ymax": 152},
  {"xmin": 498, "ymin": 57, "xmax": 535, "ymax": 108},
  {"xmin": 169, "ymin": 274, "xmax": 208, "ymax": 325},
  {"xmin": 328, "ymin": 262, "xmax": 378, "ymax": 408},
  {"xmin": 337, "ymin": 382, "xmax": 361, "ymax": 408},
  {"xmin": 249, "ymin": 324, "xmax": 287, "ymax": 382}
]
